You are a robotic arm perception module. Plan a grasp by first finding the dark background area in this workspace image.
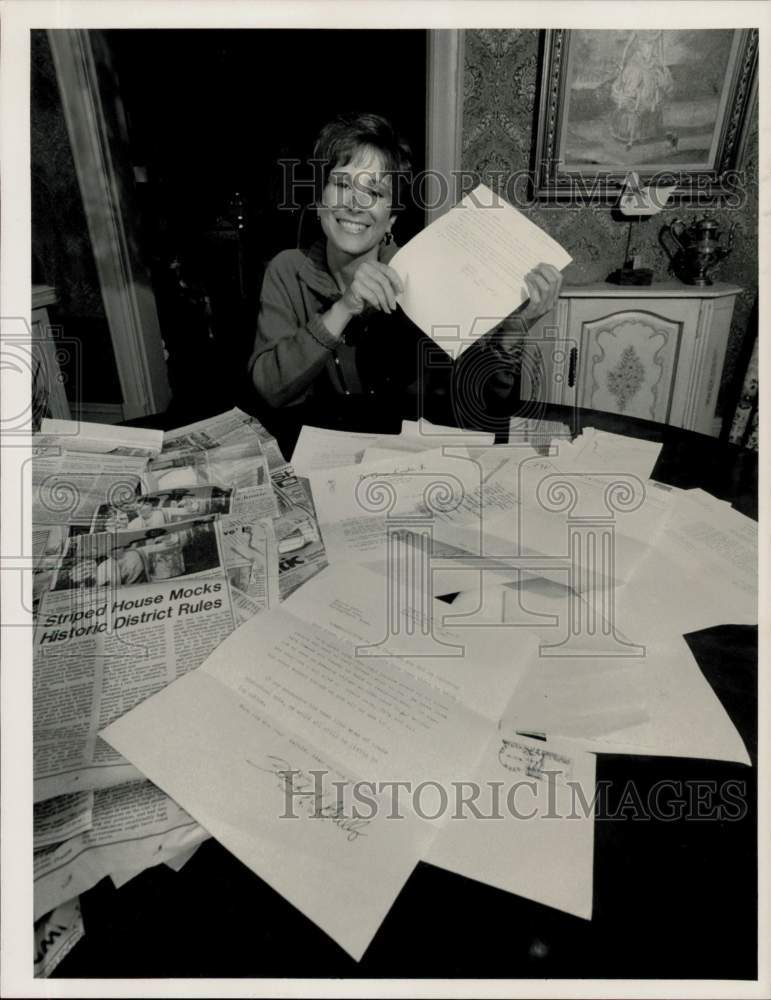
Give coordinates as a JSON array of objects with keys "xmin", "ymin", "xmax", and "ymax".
[
  {"xmin": 32, "ymin": 28, "xmax": 428, "ymax": 415},
  {"xmin": 105, "ymin": 29, "xmax": 427, "ymax": 260}
]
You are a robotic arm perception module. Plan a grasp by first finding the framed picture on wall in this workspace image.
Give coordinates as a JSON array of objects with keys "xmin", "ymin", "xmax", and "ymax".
[{"xmin": 532, "ymin": 28, "xmax": 758, "ymax": 202}]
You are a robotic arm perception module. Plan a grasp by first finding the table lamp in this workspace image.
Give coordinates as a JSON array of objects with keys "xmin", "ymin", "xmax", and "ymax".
[{"xmin": 607, "ymin": 172, "xmax": 676, "ymax": 286}]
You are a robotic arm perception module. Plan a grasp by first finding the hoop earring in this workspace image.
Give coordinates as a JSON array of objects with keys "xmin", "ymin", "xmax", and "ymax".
[{"xmin": 382, "ymin": 230, "xmax": 394, "ymax": 246}]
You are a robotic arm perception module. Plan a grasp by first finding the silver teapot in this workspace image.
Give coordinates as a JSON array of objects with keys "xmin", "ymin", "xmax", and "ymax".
[{"xmin": 659, "ymin": 216, "xmax": 736, "ymax": 286}]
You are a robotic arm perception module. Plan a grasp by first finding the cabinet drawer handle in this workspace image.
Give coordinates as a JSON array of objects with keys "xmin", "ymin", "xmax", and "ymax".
[{"xmin": 568, "ymin": 347, "xmax": 577, "ymax": 388}]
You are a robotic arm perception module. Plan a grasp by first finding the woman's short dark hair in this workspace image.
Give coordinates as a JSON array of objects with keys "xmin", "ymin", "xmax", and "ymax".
[{"xmin": 313, "ymin": 112, "xmax": 413, "ymax": 185}]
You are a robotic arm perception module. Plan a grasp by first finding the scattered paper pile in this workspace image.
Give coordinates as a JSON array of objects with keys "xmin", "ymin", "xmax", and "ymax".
[
  {"xmin": 32, "ymin": 411, "xmax": 757, "ymax": 968},
  {"xmin": 31, "ymin": 408, "xmax": 328, "ymax": 973}
]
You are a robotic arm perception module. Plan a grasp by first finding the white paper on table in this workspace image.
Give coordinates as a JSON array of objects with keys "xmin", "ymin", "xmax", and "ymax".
[
  {"xmin": 359, "ymin": 545, "xmax": 525, "ymax": 614},
  {"xmin": 344, "ymin": 437, "xmax": 672, "ymax": 611},
  {"xmin": 110, "ymin": 865, "xmax": 150, "ymax": 890},
  {"xmin": 281, "ymin": 562, "xmax": 539, "ymax": 724},
  {"xmin": 464, "ymin": 486, "xmax": 752, "ymax": 763},
  {"xmin": 445, "ymin": 536, "xmax": 749, "ymax": 765},
  {"xmin": 174, "ymin": 561, "xmax": 536, "ymax": 782},
  {"xmin": 687, "ymin": 487, "xmax": 733, "ymax": 507},
  {"xmin": 40, "ymin": 418, "xmax": 163, "ymax": 457},
  {"xmin": 164, "ymin": 840, "xmax": 205, "ymax": 872},
  {"xmin": 311, "ymin": 445, "xmax": 565, "ymax": 575},
  {"xmin": 102, "ymin": 669, "xmax": 438, "ymax": 961},
  {"xmin": 508, "ymin": 417, "xmax": 573, "ymax": 451},
  {"xmin": 505, "ymin": 657, "xmax": 650, "ymax": 740},
  {"xmin": 458, "ymin": 569, "xmax": 747, "ymax": 763},
  {"xmin": 34, "ymin": 817, "xmax": 211, "ymax": 917},
  {"xmin": 33, "ymin": 780, "xmax": 209, "ymax": 919},
  {"xmin": 426, "ymin": 732, "xmax": 596, "ymax": 919},
  {"xmin": 465, "ymin": 443, "xmax": 546, "ymax": 481},
  {"xmin": 566, "ymin": 635, "xmax": 751, "ymax": 766},
  {"xmin": 610, "ymin": 490, "xmax": 757, "ymax": 637},
  {"xmin": 400, "ymin": 419, "xmax": 496, "ymax": 448},
  {"xmin": 110, "ymin": 840, "xmax": 207, "ymax": 889},
  {"xmin": 308, "ymin": 449, "xmax": 480, "ymax": 564},
  {"xmin": 310, "ymin": 442, "xmax": 594, "ymax": 598},
  {"xmin": 360, "ymin": 446, "xmax": 432, "ymax": 466},
  {"xmin": 573, "ymin": 426, "xmax": 663, "ymax": 480},
  {"xmin": 360, "ymin": 437, "xmax": 430, "ymax": 460},
  {"xmin": 430, "ymin": 562, "xmax": 523, "ymax": 602},
  {"xmin": 101, "ymin": 563, "xmax": 538, "ymax": 959},
  {"xmin": 390, "ymin": 184, "xmax": 572, "ymax": 352},
  {"xmin": 444, "ymin": 574, "xmax": 650, "ymax": 739},
  {"xmin": 423, "ymin": 448, "xmax": 665, "ymax": 598},
  {"xmin": 494, "ymin": 461, "xmax": 675, "ymax": 593},
  {"xmin": 360, "ymin": 424, "xmax": 495, "ymax": 465},
  {"xmin": 291, "ymin": 426, "xmax": 382, "ymax": 474}
]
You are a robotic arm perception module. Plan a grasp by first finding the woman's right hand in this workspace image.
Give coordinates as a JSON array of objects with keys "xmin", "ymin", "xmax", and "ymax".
[{"xmin": 341, "ymin": 261, "xmax": 404, "ymax": 316}]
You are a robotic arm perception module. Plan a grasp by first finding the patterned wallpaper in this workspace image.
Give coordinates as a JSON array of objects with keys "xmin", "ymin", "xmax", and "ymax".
[{"xmin": 461, "ymin": 29, "xmax": 759, "ymax": 409}]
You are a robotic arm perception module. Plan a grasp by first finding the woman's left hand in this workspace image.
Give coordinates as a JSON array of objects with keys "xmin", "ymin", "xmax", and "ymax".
[{"xmin": 521, "ymin": 263, "xmax": 563, "ymax": 323}]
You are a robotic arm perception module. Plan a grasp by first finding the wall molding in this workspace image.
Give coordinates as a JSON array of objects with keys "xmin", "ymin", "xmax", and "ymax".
[
  {"xmin": 426, "ymin": 30, "xmax": 465, "ymax": 224},
  {"xmin": 47, "ymin": 29, "xmax": 170, "ymax": 420}
]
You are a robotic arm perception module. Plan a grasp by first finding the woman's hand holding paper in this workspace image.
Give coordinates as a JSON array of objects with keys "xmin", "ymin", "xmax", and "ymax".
[
  {"xmin": 485, "ymin": 262, "xmax": 564, "ymax": 369},
  {"xmin": 520, "ymin": 263, "xmax": 563, "ymax": 323},
  {"xmin": 340, "ymin": 261, "xmax": 404, "ymax": 317}
]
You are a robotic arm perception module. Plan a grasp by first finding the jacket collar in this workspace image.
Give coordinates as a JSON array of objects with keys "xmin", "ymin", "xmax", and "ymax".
[{"xmin": 298, "ymin": 238, "xmax": 400, "ymax": 300}]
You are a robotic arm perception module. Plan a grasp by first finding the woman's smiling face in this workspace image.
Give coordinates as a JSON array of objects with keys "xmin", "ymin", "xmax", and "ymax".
[{"xmin": 319, "ymin": 146, "xmax": 395, "ymax": 259}]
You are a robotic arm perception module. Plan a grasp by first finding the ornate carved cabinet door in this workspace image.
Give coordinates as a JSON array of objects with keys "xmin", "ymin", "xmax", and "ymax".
[
  {"xmin": 519, "ymin": 285, "xmax": 740, "ymax": 435},
  {"xmin": 571, "ymin": 299, "xmax": 694, "ymax": 423}
]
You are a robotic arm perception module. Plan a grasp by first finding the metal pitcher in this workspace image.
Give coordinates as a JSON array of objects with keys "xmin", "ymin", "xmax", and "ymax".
[{"xmin": 659, "ymin": 216, "xmax": 736, "ymax": 286}]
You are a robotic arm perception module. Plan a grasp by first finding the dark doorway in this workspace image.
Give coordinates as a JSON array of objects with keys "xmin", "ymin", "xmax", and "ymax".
[{"xmin": 103, "ymin": 29, "xmax": 428, "ymax": 418}]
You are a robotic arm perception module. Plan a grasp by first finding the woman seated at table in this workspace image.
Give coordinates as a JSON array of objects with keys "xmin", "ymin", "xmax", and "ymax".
[{"xmin": 248, "ymin": 112, "xmax": 562, "ymax": 445}]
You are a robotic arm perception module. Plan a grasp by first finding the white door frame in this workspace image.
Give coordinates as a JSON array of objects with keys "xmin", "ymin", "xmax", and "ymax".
[
  {"xmin": 47, "ymin": 29, "xmax": 171, "ymax": 420},
  {"xmin": 426, "ymin": 30, "xmax": 465, "ymax": 224}
]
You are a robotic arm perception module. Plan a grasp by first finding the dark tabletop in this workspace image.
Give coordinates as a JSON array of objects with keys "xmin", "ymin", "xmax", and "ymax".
[{"xmin": 54, "ymin": 405, "xmax": 757, "ymax": 980}]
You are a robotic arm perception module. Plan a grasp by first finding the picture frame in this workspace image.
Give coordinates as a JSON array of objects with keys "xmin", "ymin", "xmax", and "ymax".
[{"xmin": 532, "ymin": 28, "xmax": 758, "ymax": 203}]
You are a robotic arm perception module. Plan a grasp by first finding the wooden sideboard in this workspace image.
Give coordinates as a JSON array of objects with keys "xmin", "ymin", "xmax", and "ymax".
[{"xmin": 519, "ymin": 282, "xmax": 741, "ymax": 436}]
